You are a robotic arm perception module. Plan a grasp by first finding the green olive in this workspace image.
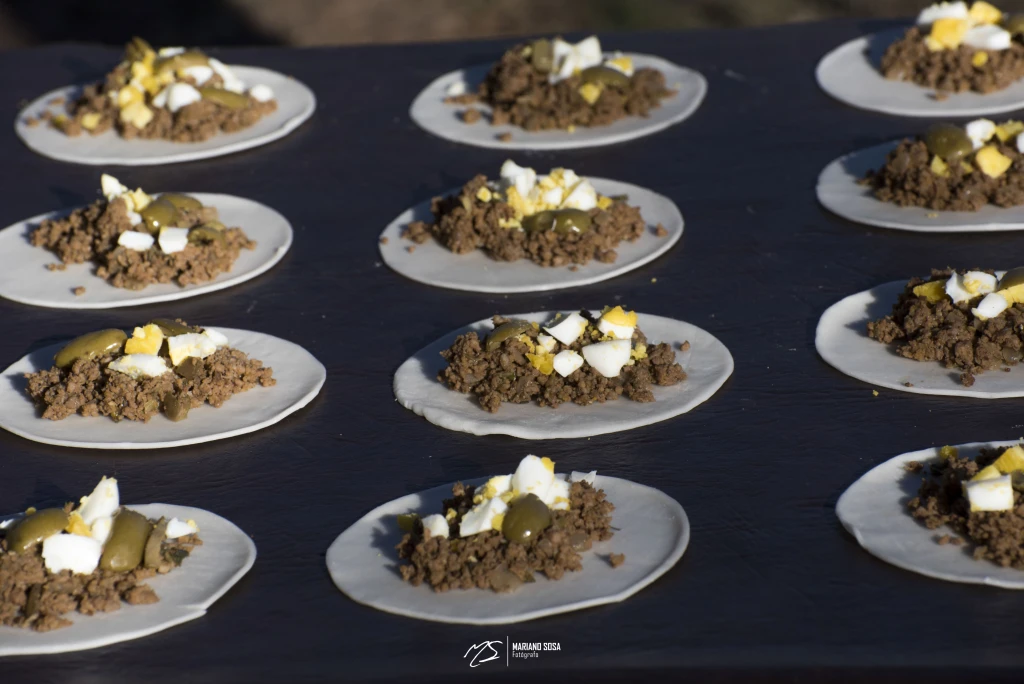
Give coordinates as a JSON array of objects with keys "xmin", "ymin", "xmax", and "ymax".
[
  {"xmin": 154, "ymin": 51, "xmax": 208, "ymax": 76},
  {"xmin": 521, "ymin": 210, "xmax": 554, "ymax": 234},
  {"xmin": 143, "ymin": 518, "xmax": 168, "ymax": 569},
  {"xmin": 580, "ymin": 65, "xmax": 630, "ymax": 88},
  {"xmin": 924, "ymin": 124, "xmax": 974, "ymax": 162},
  {"xmin": 188, "ymin": 225, "xmax": 226, "ymax": 245},
  {"xmin": 158, "ymin": 193, "xmax": 203, "ymax": 212},
  {"xmin": 55, "ymin": 329, "xmax": 127, "ymax": 369},
  {"xmin": 485, "ymin": 320, "xmax": 533, "ymax": 352},
  {"xmin": 5, "ymin": 509, "xmax": 69, "ymax": 554},
  {"xmin": 100, "ymin": 509, "xmax": 152, "ymax": 573},
  {"xmin": 199, "ymin": 87, "xmax": 249, "ymax": 110},
  {"xmin": 139, "ymin": 197, "xmax": 181, "ymax": 236},
  {"xmin": 162, "ymin": 392, "xmax": 191, "ymax": 422},
  {"xmin": 1000, "ymin": 267, "xmax": 1024, "ymax": 290},
  {"xmin": 1004, "ymin": 14, "xmax": 1024, "ymax": 36},
  {"xmin": 531, "ymin": 39, "xmax": 554, "ymax": 73},
  {"xmin": 502, "ymin": 494, "xmax": 552, "ymax": 544},
  {"xmin": 124, "ymin": 37, "xmax": 154, "ymax": 63},
  {"xmin": 199, "ymin": 220, "xmax": 226, "ymax": 232},
  {"xmin": 523, "ymin": 209, "xmax": 591, "ymax": 235},
  {"xmin": 397, "ymin": 513, "xmax": 420, "ymax": 533},
  {"xmin": 174, "ymin": 356, "xmax": 202, "ymax": 380},
  {"xmin": 148, "ymin": 318, "xmax": 193, "ymax": 337}
]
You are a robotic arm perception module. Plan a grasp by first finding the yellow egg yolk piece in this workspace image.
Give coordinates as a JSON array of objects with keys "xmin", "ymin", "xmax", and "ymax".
[
  {"xmin": 124, "ymin": 323, "xmax": 165, "ymax": 356},
  {"xmin": 930, "ymin": 18, "xmax": 969, "ymax": 49},
  {"xmin": 969, "ymin": 1, "xmax": 1003, "ymax": 25},
  {"xmin": 602, "ymin": 305, "xmax": 639, "ymax": 327},
  {"xmin": 541, "ymin": 457, "xmax": 555, "ymax": 473},
  {"xmin": 912, "ymin": 280, "xmax": 947, "ymax": 303},
  {"xmin": 972, "ymin": 464, "xmax": 1003, "ymax": 481},
  {"xmin": 993, "ymin": 445, "xmax": 1024, "ymax": 473},
  {"xmin": 975, "ymin": 145, "xmax": 1013, "ymax": 178},
  {"xmin": 65, "ymin": 512, "xmax": 91, "ymax": 536},
  {"xmin": 526, "ymin": 351, "xmax": 554, "ymax": 375},
  {"xmin": 930, "ymin": 155, "xmax": 950, "ymax": 177}
]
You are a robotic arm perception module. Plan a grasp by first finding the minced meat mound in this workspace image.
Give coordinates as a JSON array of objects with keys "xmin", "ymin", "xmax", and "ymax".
[
  {"xmin": 466, "ymin": 42, "xmax": 673, "ymax": 131},
  {"xmin": 866, "ymin": 268, "xmax": 1022, "ymax": 386},
  {"xmin": 56, "ymin": 62, "xmax": 276, "ymax": 143},
  {"xmin": 863, "ymin": 139, "xmax": 1024, "ymax": 210},
  {"xmin": 24, "ymin": 321, "xmax": 275, "ymax": 422},
  {"xmin": 397, "ymin": 480, "xmax": 613, "ymax": 592},
  {"xmin": 880, "ymin": 26, "xmax": 1024, "ymax": 94},
  {"xmin": 0, "ymin": 517, "xmax": 200, "ymax": 632},
  {"xmin": 403, "ymin": 175, "xmax": 648, "ymax": 268},
  {"xmin": 31, "ymin": 196, "xmax": 255, "ymax": 290},
  {"xmin": 440, "ymin": 313, "xmax": 686, "ymax": 413},
  {"xmin": 908, "ymin": 446, "xmax": 1024, "ymax": 568}
]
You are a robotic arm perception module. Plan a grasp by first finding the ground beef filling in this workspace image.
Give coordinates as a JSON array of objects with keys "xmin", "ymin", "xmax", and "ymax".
[
  {"xmin": 464, "ymin": 43, "xmax": 673, "ymax": 131},
  {"xmin": 56, "ymin": 64, "xmax": 277, "ymax": 143},
  {"xmin": 909, "ymin": 448, "xmax": 1024, "ymax": 568},
  {"xmin": 24, "ymin": 343, "xmax": 275, "ymax": 422},
  {"xmin": 440, "ymin": 314, "xmax": 686, "ymax": 413},
  {"xmin": 0, "ymin": 521, "xmax": 200, "ymax": 633},
  {"xmin": 881, "ymin": 26, "xmax": 1024, "ymax": 94},
  {"xmin": 866, "ymin": 269, "xmax": 1022, "ymax": 386},
  {"xmin": 403, "ymin": 175, "xmax": 648, "ymax": 268},
  {"xmin": 397, "ymin": 480, "xmax": 613, "ymax": 592},
  {"xmin": 863, "ymin": 139, "xmax": 1024, "ymax": 210},
  {"xmin": 30, "ymin": 197, "xmax": 255, "ymax": 290}
]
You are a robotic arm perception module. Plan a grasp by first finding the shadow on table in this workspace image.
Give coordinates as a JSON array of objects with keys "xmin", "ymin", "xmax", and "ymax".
[
  {"xmin": 862, "ymin": 27, "xmax": 904, "ymax": 71},
  {"xmin": 370, "ymin": 524, "xmax": 404, "ymax": 579}
]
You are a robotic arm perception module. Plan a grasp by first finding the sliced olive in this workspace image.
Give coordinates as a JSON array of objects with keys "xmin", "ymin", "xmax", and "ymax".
[
  {"xmin": 174, "ymin": 356, "xmax": 203, "ymax": 381},
  {"xmin": 924, "ymin": 124, "xmax": 974, "ymax": 162},
  {"xmin": 124, "ymin": 37, "xmax": 154, "ymax": 63},
  {"xmin": 488, "ymin": 565, "xmax": 524, "ymax": 592},
  {"xmin": 485, "ymin": 320, "xmax": 533, "ymax": 352},
  {"xmin": 158, "ymin": 193, "xmax": 203, "ymax": 212},
  {"xmin": 24, "ymin": 584, "xmax": 41, "ymax": 617},
  {"xmin": 55, "ymin": 329, "xmax": 127, "ymax": 369},
  {"xmin": 397, "ymin": 513, "xmax": 419, "ymax": 533},
  {"xmin": 580, "ymin": 65, "xmax": 630, "ymax": 88},
  {"xmin": 148, "ymin": 318, "xmax": 193, "ymax": 337},
  {"xmin": 5, "ymin": 509, "xmax": 69, "ymax": 554},
  {"xmin": 100, "ymin": 509, "xmax": 152, "ymax": 573},
  {"xmin": 143, "ymin": 518, "xmax": 168, "ymax": 569},
  {"xmin": 1004, "ymin": 14, "xmax": 1024, "ymax": 36},
  {"xmin": 139, "ymin": 197, "xmax": 181, "ymax": 235},
  {"xmin": 188, "ymin": 225, "xmax": 225, "ymax": 245},
  {"xmin": 568, "ymin": 531, "xmax": 592, "ymax": 551},
  {"xmin": 551, "ymin": 209, "xmax": 592, "ymax": 235},
  {"xmin": 199, "ymin": 220, "xmax": 226, "ymax": 232},
  {"xmin": 521, "ymin": 210, "xmax": 555, "ymax": 234},
  {"xmin": 162, "ymin": 392, "xmax": 191, "ymax": 422},
  {"xmin": 531, "ymin": 38, "xmax": 554, "ymax": 73},
  {"xmin": 154, "ymin": 51, "xmax": 208, "ymax": 76},
  {"xmin": 199, "ymin": 87, "xmax": 249, "ymax": 110},
  {"xmin": 1000, "ymin": 267, "xmax": 1024, "ymax": 290},
  {"xmin": 501, "ymin": 493, "xmax": 552, "ymax": 545}
]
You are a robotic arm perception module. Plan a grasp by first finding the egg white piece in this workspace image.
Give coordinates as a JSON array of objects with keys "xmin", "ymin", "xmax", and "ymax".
[
  {"xmin": 552, "ymin": 350, "xmax": 584, "ymax": 378},
  {"xmin": 916, "ymin": 1, "xmax": 969, "ymax": 24},
  {"xmin": 101, "ymin": 174, "xmax": 129, "ymax": 201},
  {"xmin": 561, "ymin": 180, "xmax": 598, "ymax": 211},
  {"xmin": 42, "ymin": 534, "xmax": 103, "ymax": 575},
  {"xmin": 964, "ymin": 474, "xmax": 1015, "ymax": 511},
  {"xmin": 945, "ymin": 273, "xmax": 972, "ymax": 303},
  {"xmin": 544, "ymin": 312, "xmax": 589, "ymax": 346},
  {"xmin": 581, "ymin": 339, "xmax": 632, "ymax": 378},
  {"xmin": 500, "ymin": 160, "xmax": 537, "ymax": 197},
  {"xmin": 963, "ymin": 271, "xmax": 997, "ymax": 295},
  {"xmin": 126, "ymin": 210, "xmax": 143, "ymax": 227},
  {"xmin": 511, "ymin": 455, "xmax": 555, "ymax": 499},
  {"xmin": 972, "ymin": 292, "xmax": 1010, "ymax": 319},
  {"xmin": 165, "ymin": 517, "xmax": 199, "ymax": 538},
  {"xmin": 78, "ymin": 476, "xmax": 120, "ymax": 526},
  {"xmin": 421, "ymin": 513, "xmax": 450, "ymax": 539},
  {"xmin": 152, "ymin": 87, "xmax": 170, "ymax": 109},
  {"xmin": 550, "ymin": 36, "xmax": 603, "ymax": 83},
  {"xmin": 964, "ymin": 25, "xmax": 1012, "ymax": 51},
  {"xmin": 158, "ymin": 46, "xmax": 186, "ymax": 57},
  {"xmin": 536, "ymin": 334, "xmax": 557, "ymax": 353},
  {"xmin": 108, "ymin": 354, "xmax": 170, "ymax": 380},
  {"xmin": 208, "ymin": 58, "xmax": 246, "ymax": 93},
  {"xmin": 249, "ymin": 84, "xmax": 274, "ymax": 102},
  {"xmin": 459, "ymin": 497, "xmax": 508, "ymax": 537},
  {"xmin": 158, "ymin": 226, "xmax": 190, "ymax": 254},
  {"xmin": 597, "ymin": 318, "xmax": 635, "ymax": 340},
  {"xmin": 445, "ymin": 80, "xmax": 467, "ymax": 97},
  {"xmin": 540, "ymin": 187, "xmax": 564, "ymax": 206},
  {"xmin": 167, "ymin": 332, "xmax": 218, "ymax": 366},
  {"xmin": 202, "ymin": 327, "xmax": 230, "ymax": 348},
  {"xmin": 91, "ymin": 517, "xmax": 113, "ymax": 544},
  {"xmin": 1018, "ymin": 136, "xmax": 1024, "ymax": 154},
  {"xmin": 482, "ymin": 474, "xmax": 513, "ymax": 499},
  {"xmin": 570, "ymin": 470, "xmax": 597, "ymax": 485},
  {"xmin": 182, "ymin": 65, "xmax": 214, "ymax": 86},
  {"xmin": 966, "ymin": 118, "xmax": 997, "ymax": 149},
  {"xmin": 118, "ymin": 230, "xmax": 155, "ymax": 251},
  {"xmin": 544, "ymin": 478, "xmax": 571, "ymax": 511},
  {"xmin": 166, "ymin": 83, "xmax": 202, "ymax": 114}
]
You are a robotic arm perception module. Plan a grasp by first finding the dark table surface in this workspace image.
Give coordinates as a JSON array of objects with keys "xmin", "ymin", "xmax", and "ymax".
[{"xmin": 3, "ymin": 18, "xmax": 1024, "ymax": 684}]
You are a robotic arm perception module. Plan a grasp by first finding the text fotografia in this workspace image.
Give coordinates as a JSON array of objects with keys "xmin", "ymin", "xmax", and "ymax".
[
  {"xmin": 464, "ymin": 639, "xmax": 562, "ymax": 667},
  {"xmin": 512, "ymin": 642, "xmax": 561, "ymax": 659}
]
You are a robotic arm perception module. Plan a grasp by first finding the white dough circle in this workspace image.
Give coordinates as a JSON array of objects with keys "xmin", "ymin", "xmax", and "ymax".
[
  {"xmin": 816, "ymin": 274, "xmax": 1024, "ymax": 398},
  {"xmin": 410, "ymin": 54, "xmax": 707, "ymax": 150},
  {"xmin": 818, "ymin": 142, "xmax": 1024, "ymax": 233},
  {"xmin": 15, "ymin": 66, "xmax": 316, "ymax": 166},
  {"xmin": 0, "ymin": 328, "xmax": 326, "ymax": 449},
  {"xmin": 837, "ymin": 441, "xmax": 1024, "ymax": 589},
  {"xmin": 379, "ymin": 178, "xmax": 683, "ymax": 293},
  {"xmin": 0, "ymin": 503, "xmax": 255, "ymax": 656},
  {"xmin": 817, "ymin": 29, "xmax": 1024, "ymax": 117},
  {"xmin": 326, "ymin": 474, "xmax": 689, "ymax": 624},
  {"xmin": 0, "ymin": 193, "xmax": 293, "ymax": 309},
  {"xmin": 394, "ymin": 311, "xmax": 733, "ymax": 438}
]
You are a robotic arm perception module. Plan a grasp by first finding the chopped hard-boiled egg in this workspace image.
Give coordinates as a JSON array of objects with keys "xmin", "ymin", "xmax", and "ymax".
[
  {"xmin": 42, "ymin": 534, "xmax": 103, "ymax": 575},
  {"xmin": 918, "ymin": 1, "xmax": 970, "ymax": 24},
  {"xmin": 78, "ymin": 476, "xmax": 119, "ymax": 526},
  {"xmin": 552, "ymin": 350, "xmax": 584, "ymax": 377},
  {"xmin": 972, "ymin": 291, "xmax": 1010, "ymax": 319},
  {"xmin": 459, "ymin": 497, "xmax": 508, "ymax": 537},
  {"xmin": 550, "ymin": 36, "xmax": 603, "ymax": 83},
  {"xmin": 167, "ymin": 332, "xmax": 218, "ymax": 366},
  {"xmin": 963, "ymin": 270, "xmax": 997, "ymax": 295},
  {"xmin": 125, "ymin": 324, "xmax": 164, "ymax": 356},
  {"xmin": 108, "ymin": 354, "xmax": 170, "ymax": 379},
  {"xmin": 165, "ymin": 83, "xmax": 202, "ymax": 113},
  {"xmin": 544, "ymin": 312, "xmax": 589, "ymax": 345},
  {"xmin": 165, "ymin": 517, "xmax": 200, "ymax": 539},
  {"xmin": 182, "ymin": 65, "xmax": 214, "ymax": 85},
  {"xmin": 571, "ymin": 470, "xmax": 597, "ymax": 486},
  {"xmin": 208, "ymin": 58, "xmax": 246, "ymax": 93},
  {"xmin": 102, "ymin": 174, "xmax": 129, "ymax": 201},
  {"xmin": 158, "ymin": 226, "xmax": 190, "ymax": 254},
  {"xmin": 945, "ymin": 273, "xmax": 973, "ymax": 303},
  {"xmin": 913, "ymin": 279, "xmax": 947, "ymax": 302},
  {"xmin": 543, "ymin": 478, "xmax": 571, "ymax": 511},
  {"xmin": 202, "ymin": 327, "xmax": 230, "ymax": 348},
  {"xmin": 964, "ymin": 24, "xmax": 1012, "ymax": 50},
  {"xmin": 930, "ymin": 17, "xmax": 969, "ymax": 49},
  {"xmin": 512, "ymin": 455, "xmax": 556, "ymax": 500},
  {"xmin": 421, "ymin": 514, "xmax": 449, "ymax": 539},
  {"xmin": 964, "ymin": 473, "xmax": 1015, "ymax": 511},
  {"xmin": 598, "ymin": 306, "xmax": 637, "ymax": 339},
  {"xmin": 500, "ymin": 160, "xmax": 537, "ymax": 198},
  {"xmin": 581, "ymin": 339, "xmax": 632, "ymax": 378},
  {"xmin": 536, "ymin": 334, "xmax": 557, "ymax": 353},
  {"xmin": 118, "ymin": 230, "xmax": 155, "ymax": 252},
  {"xmin": 158, "ymin": 46, "xmax": 186, "ymax": 57},
  {"xmin": 969, "ymin": 1, "xmax": 1004, "ymax": 25},
  {"xmin": 993, "ymin": 445, "xmax": 1024, "ymax": 473},
  {"xmin": 120, "ymin": 101, "xmax": 154, "ymax": 129},
  {"xmin": 975, "ymin": 144, "xmax": 1013, "ymax": 178},
  {"xmin": 91, "ymin": 516, "xmax": 113, "ymax": 544},
  {"xmin": 605, "ymin": 53, "xmax": 634, "ymax": 76},
  {"xmin": 561, "ymin": 180, "xmax": 598, "ymax": 211},
  {"xmin": 249, "ymin": 84, "xmax": 274, "ymax": 102},
  {"xmin": 966, "ymin": 118, "xmax": 997, "ymax": 148}
]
